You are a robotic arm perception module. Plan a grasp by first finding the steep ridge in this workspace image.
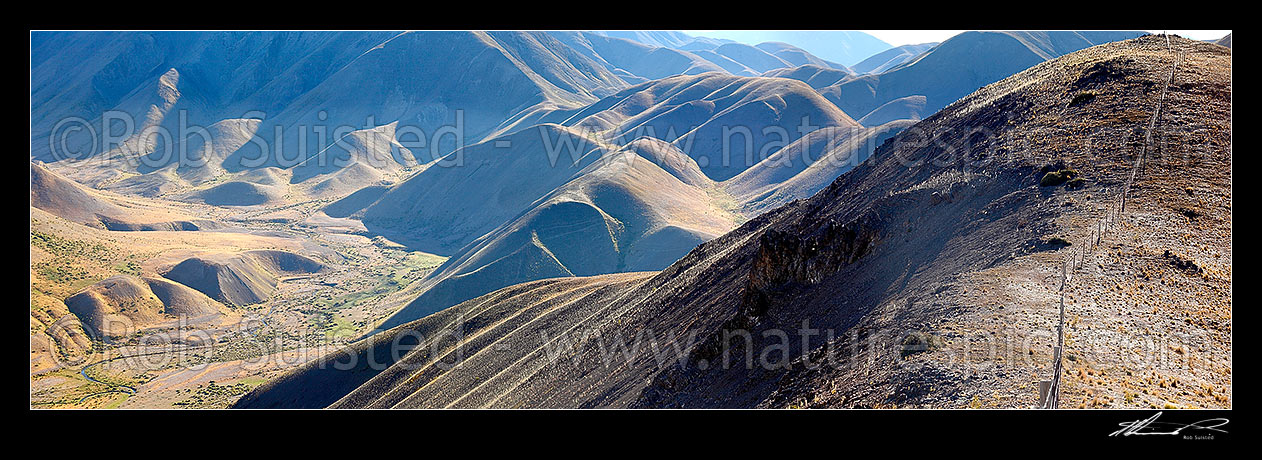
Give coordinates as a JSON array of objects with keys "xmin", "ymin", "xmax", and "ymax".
[
  {"xmin": 160, "ymin": 250, "xmax": 327, "ymax": 306},
  {"xmin": 288, "ymin": 122, "xmax": 420, "ymax": 199},
  {"xmin": 373, "ymin": 141, "xmax": 738, "ymax": 329},
  {"xmin": 685, "ymin": 31, "xmax": 892, "ymax": 67},
  {"xmin": 593, "ymin": 31, "xmax": 697, "ymax": 49},
  {"xmin": 64, "ymin": 275, "xmax": 234, "ymax": 339},
  {"xmin": 849, "ymin": 42, "xmax": 938, "ymax": 74},
  {"xmin": 761, "ymin": 65, "xmax": 852, "ymax": 90},
  {"xmin": 234, "ymin": 273, "xmax": 654, "ymax": 408},
  {"xmin": 30, "ymin": 162, "xmax": 218, "ymax": 230},
  {"xmin": 687, "ymin": 50, "xmax": 759, "ymax": 76},
  {"xmin": 818, "ymin": 31, "xmax": 1145, "ymax": 126},
  {"xmin": 361, "ymin": 124, "xmax": 613, "ymax": 254},
  {"xmin": 755, "ymin": 42, "xmax": 849, "ymax": 71},
  {"xmin": 358, "ymin": 72, "xmax": 889, "ymax": 326},
  {"xmin": 31, "ymin": 31, "xmax": 400, "ymax": 164},
  {"xmin": 363, "ymin": 72, "xmax": 860, "ymax": 253},
  {"xmin": 569, "ymin": 73, "xmax": 862, "ymax": 182},
  {"xmin": 547, "ymin": 32, "xmax": 725, "ymax": 83},
  {"xmin": 712, "ymin": 43, "xmax": 794, "ymax": 73},
  {"xmin": 676, "ymin": 37, "xmax": 738, "ymax": 51},
  {"xmin": 218, "ymin": 31, "xmax": 625, "ymax": 174},
  {"xmin": 32, "ymin": 31, "xmax": 626, "ymax": 202},
  {"xmin": 856, "ymin": 95, "xmax": 928, "ymax": 127},
  {"xmin": 237, "ymin": 36, "xmax": 1230, "ymax": 409},
  {"xmin": 548, "ymin": 32, "xmax": 848, "ymax": 84},
  {"xmin": 724, "ymin": 118, "xmax": 915, "ymax": 215}
]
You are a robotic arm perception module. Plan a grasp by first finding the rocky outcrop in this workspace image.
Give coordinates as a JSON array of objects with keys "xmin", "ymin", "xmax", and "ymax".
[{"xmin": 739, "ymin": 214, "xmax": 882, "ymax": 324}]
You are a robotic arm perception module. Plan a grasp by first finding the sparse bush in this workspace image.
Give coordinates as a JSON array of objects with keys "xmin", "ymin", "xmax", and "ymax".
[
  {"xmin": 1040, "ymin": 169, "xmax": 1080, "ymax": 187},
  {"xmin": 1069, "ymin": 92, "xmax": 1096, "ymax": 107},
  {"xmin": 900, "ymin": 331, "xmax": 943, "ymax": 357},
  {"xmin": 968, "ymin": 395, "xmax": 983, "ymax": 409},
  {"xmin": 116, "ymin": 260, "xmax": 142, "ymax": 276},
  {"xmin": 1046, "ymin": 237, "xmax": 1072, "ymax": 247},
  {"xmin": 1163, "ymin": 250, "xmax": 1202, "ymax": 274}
]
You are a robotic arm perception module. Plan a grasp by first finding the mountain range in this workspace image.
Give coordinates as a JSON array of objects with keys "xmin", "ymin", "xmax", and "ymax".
[
  {"xmin": 358, "ymin": 72, "xmax": 907, "ymax": 329},
  {"xmin": 678, "ymin": 30, "xmax": 893, "ymax": 66},
  {"xmin": 773, "ymin": 31, "xmax": 1148, "ymax": 126},
  {"xmin": 235, "ymin": 35, "xmax": 1232, "ymax": 409},
  {"xmin": 32, "ymin": 32, "xmax": 1228, "ymax": 410},
  {"xmin": 32, "ymin": 29, "xmax": 1155, "ymax": 341},
  {"xmin": 31, "ymin": 30, "xmax": 919, "ymax": 329}
]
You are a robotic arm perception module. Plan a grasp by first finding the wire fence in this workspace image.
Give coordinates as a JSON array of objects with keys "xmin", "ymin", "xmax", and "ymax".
[{"xmin": 1040, "ymin": 35, "xmax": 1182, "ymax": 409}]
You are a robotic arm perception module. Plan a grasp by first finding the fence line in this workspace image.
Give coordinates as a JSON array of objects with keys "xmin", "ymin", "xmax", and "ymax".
[{"xmin": 1040, "ymin": 35, "xmax": 1181, "ymax": 409}]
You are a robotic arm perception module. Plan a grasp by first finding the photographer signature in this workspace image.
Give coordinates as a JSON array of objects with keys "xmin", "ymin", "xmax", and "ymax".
[{"xmin": 1109, "ymin": 411, "xmax": 1229, "ymax": 437}]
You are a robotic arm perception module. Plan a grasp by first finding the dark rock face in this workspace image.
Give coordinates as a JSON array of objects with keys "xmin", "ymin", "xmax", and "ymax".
[
  {"xmin": 740, "ymin": 214, "xmax": 881, "ymax": 324},
  {"xmin": 634, "ymin": 212, "xmax": 884, "ymax": 408},
  {"xmin": 1074, "ymin": 57, "xmax": 1139, "ymax": 88}
]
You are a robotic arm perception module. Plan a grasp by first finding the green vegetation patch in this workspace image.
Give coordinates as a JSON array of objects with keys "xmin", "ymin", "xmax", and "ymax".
[
  {"xmin": 30, "ymin": 230, "xmax": 136, "ymax": 289},
  {"xmin": 36, "ymin": 262, "xmax": 93, "ymax": 284},
  {"xmin": 114, "ymin": 260, "xmax": 142, "ymax": 276},
  {"xmin": 313, "ymin": 251, "xmax": 445, "ymax": 313},
  {"xmin": 173, "ymin": 381, "xmax": 254, "ymax": 408},
  {"xmin": 30, "ymin": 231, "xmax": 113, "ymax": 259}
]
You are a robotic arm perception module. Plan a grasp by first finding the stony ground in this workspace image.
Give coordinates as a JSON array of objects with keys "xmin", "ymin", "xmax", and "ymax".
[{"xmin": 760, "ymin": 35, "xmax": 1230, "ymax": 409}]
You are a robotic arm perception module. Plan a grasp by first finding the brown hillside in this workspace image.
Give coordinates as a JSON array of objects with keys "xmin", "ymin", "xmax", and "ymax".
[
  {"xmin": 160, "ymin": 250, "xmax": 327, "ymax": 306},
  {"xmin": 65, "ymin": 275, "xmax": 234, "ymax": 339},
  {"xmin": 237, "ymin": 36, "xmax": 1230, "ymax": 409}
]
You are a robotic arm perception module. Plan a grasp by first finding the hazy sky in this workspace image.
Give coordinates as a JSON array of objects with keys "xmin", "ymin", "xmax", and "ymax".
[
  {"xmin": 687, "ymin": 30, "xmax": 1231, "ymax": 47},
  {"xmin": 862, "ymin": 30, "xmax": 1231, "ymax": 46},
  {"xmin": 860, "ymin": 30, "xmax": 965, "ymax": 46}
]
